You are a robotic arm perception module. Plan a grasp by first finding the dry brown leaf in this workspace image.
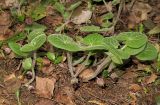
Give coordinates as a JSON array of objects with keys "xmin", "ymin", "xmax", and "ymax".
[
  {"xmin": 55, "ymin": 87, "xmax": 76, "ymax": 105},
  {"xmin": 129, "ymin": 92, "xmax": 137, "ymax": 105},
  {"xmin": 129, "ymin": 84, "xmax": 141, "ymax": 92},
  {"xmin": 72, "ymin": 10, "xmax": 92, "ymax": 24},
  {"xmin": 36, "ymin": 77, "xmax": 56, "ymax": 99},
  {"xmin": 88, "ymin": 100, "xmax": 107, "ymax": 105},
  {"xmin": 35, "ymin": 99, "xmax": 54, "ymax": 105},
  {"xmin": 41, "ymin": 64, "xmax": 55, "ymax": 74},
  {"xmin": 146, "ymin": 73, "xmax": 157, "ymax": 84},
  {"xmin": 79, "ymin": 68, "xmax": 94, "ymax": 80},
  {"xmin": 5, "ymin": 0, "xmax": 19, "ymax": 8}
]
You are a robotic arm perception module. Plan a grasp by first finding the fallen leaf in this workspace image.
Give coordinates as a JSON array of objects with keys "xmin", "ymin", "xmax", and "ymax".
[
  {"xmin": 35, "ymin": 99, "xmax": 54, "ymax": 105},
  {"xmin": 5, "ymin": 0, "xmax": 19, "ymax": 8},
  {"xmin": 55, "ymin": 87, "xmax": 76, "ymax": 105},
  {"xmin": 88, "ymin": 100, "xmax": 106, "ymax": 105},
  {"xmin": 129, "ymin": 92, "xmax": 137, "ymax": 105},
  {"xmin": 36, "ymin": 76, "xmax": 56, "ymax": 99},
  {"xmin": 96, "ymin": 77, "xmax": 105, "ymax": 87},
  {"xmin": 129, "ymin": 84, "xmax": 141, "ymax": 92},
  {"xmin": 41, "ymin": 64, "xmax": 55, "ymax": 74},
  {"xmin": 148, "ymin": 25, "xmax": 160, "ymax": 35},
  {"xmin": 146, "ymin": 73, "xmax": 157, "ymax": 84},
  {"xmin": 72, "ymin": 10, "xmax": 92, "ymax": 24},
  {"xmin": 79, "ymin": 68, "xmax": 94, "ymax": 80}
]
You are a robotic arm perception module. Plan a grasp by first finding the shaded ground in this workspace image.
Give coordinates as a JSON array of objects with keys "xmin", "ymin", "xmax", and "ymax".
[{"xmin": 0, "ymin": 0, "xmax": 160, "ymax": 105}]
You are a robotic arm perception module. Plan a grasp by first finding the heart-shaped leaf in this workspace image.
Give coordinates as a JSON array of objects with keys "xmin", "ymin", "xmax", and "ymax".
[
  {"xmin": 27, "ymin": 30, "xmax": 45, "ymax": 42},
  {"xmin": 136, "ymin": 43, "xmax": 158, "ymax": 61},
  {"xmin": 22, "ymin": 57, "xmax": 32, "ymax": 70},
  {"xmin": 46, "ymin": 52, "xmax": 55, "ymax": 61},
  {"xmin": 82, "ymin": 33, "xmax": 105, "ymax": 50},
  {"xmin": 48, "ymin": 34, "xmax": 81, "ymax": 52},
  {"xmin": 116, "ymin": 32, "xmax": 148, "ymax": 48},
  {"xmin": 21, "ymin": 34, "xmax": 46, "ymax": 52},
  {"xmin": 8, "ymin": 42, "xmax": 28, "ymax": 57},
  {"xmin": 123, "ymin": 44, "xmax": 146, "ymax": 55},
  {"xmin": 103, "ymin": 37, "xmax": 119, "ymax": 48}
]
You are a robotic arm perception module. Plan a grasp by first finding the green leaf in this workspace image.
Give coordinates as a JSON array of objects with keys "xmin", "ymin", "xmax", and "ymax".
[
  {"xmin": 54, "ymin": 56, "xmax": 63, "ymax": 64},
  {"xmin": 54, "ymin": 2, "xmax": 65, "ymax": 14},
  {"xmin": 31, "ymin": 4, "xmax": 46, "ymax": 21},
  {"xmin": 68, "ymin": 1, "xmax": 82, "ymax": 11},
  {"xmin": 8, "ymin": 42, "xmax": 28, "ymax": 57},
  {"xmin": 25, "ymin": 23, "xmax": 47, "ymax": 32},
  {"xmin": 107, "ymin": 52, "xmax": 123, "ymax": 64},
  {"xmin": 112, "ymin": 0, "xmax": 120, "ymax": 5},
  {"xmin": 22, "ymin": 57, "xmax": 32, "ymax": 70},
  {"xmin": 136, "ymin": 43, "xmax": 158, "ymax": 61},
  {"xmin": 92, "ymin": 0, "xmax": 102, "ymax": 2},
  {"xmin": 48, "ymin": 34, "xmax": 81, "ymax": 52},
  {"xmin": 102, "ymin": 12, "xmax": 114, "ymax": 20},
  {"xmin": 102, "ymin": 70, "xmax": 109, "ymax": 78},
  {"xmin": 27, "ymin": 30, "xmax": 45, "ymax": 42},
  {"xmin": 116, "ymin": 32, "xmax": 148, "ymax": 48},
  {"xmin": 46, "ymin": 52, "xmax": 55, "ymax": 61},
  {"xmin": 82, "ymin": 33, "xmax": 105, "ymax": 50},
  {"xmin": 7, "ymin": 33, "xmax": 26, "ymax": 42},
  {"xmin": 123, "ymin": 44, "xmax": 146, "ymax": 55},
  {"xmin": 103, "ymin": 37, "xmax": 119, "ymax": 48},
  {"xmin": 21, "ymin": 34, "xmax": 46, "ymax": 52},
  {"xmin": 80, "ymin": 25, "xmax": 101, "ymax": 32}
]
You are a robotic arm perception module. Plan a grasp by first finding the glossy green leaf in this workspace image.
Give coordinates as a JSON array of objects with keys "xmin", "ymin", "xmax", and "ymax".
[
  {"xmin": 48, "ymin": 34, "xmax": 81, "ymax": 52},
  {"xmin": 22, "ymin": 57, "xmax": 32, "ymax": 70},
  {"xmin": 21, "ymin": 34, "xmax": 46, "ymax": 52},
  {"xmin": 82, "ymin": 33, "xmax": 105, "ymax": 50},
  {"xmin": 46, "ymin": 52, "xmax": 55, "ymax": 61},
  {"xmin": 116, "ymin": 32, "xmax": 148, "ymax": 48},
  {"xmin": 136, "ymin": 43, "xmax": 158, "ymax": 61},
  {"xmin": 8, "ymin": 42, "xmax": 28, "ymax": 57}
]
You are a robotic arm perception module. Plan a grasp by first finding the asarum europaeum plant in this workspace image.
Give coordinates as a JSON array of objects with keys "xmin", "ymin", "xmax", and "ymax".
[{"xmin": 48, "ymin": 32, "xmax": 158, "ymax": 83}]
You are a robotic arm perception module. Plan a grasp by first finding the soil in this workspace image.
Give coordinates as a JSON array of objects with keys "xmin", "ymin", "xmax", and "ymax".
[{"xmin": 0, "ymin": 0, "xmax": 160, "ymax": 105}]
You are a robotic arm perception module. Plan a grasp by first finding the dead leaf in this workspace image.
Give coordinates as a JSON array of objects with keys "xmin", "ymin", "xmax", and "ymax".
[
  {"xmin": 55, "ymin": 87, "xmax": 76, "ymax": 105},
  {"xmin": 148, "ymin": 25, "xmax": 160, "ymax": 35},
  {"xmin": 146, "ymin": 73, "xmax": 157, "ymax": 84},
  {"xmin": 41, "ymin": 64, "xmax": 55, "ymax": 74},
  {"xmin": 127, "ymin": 1, "xmax": 152, "ymax": 28},
  {"xmin": 72, "ymin": 10, "xmax": 92, "ymax": 24},
  {"xmin": 129, "ymin": 84, "xmax": 141, "ymax": 92},
  {"xmin": 36, "ymin": 77, "xmax": 56, "ymax": 99},
  {"xmin": 79, "ymin": 68, "xmax": 94, "ymax": 80},
  {"xmin": 88, "ymin": 100, "xmax": 107, "ymax": 105},
  {"xmin": 35, "ymin": 99, "xmax": 54, "ymax": 105},
  {"xmin": 5, "ymin": 0, "xmax": 19, "ymax": 8},
  {"xmin": 129, "ymin": 92, "xmax": 137, "ymax": 105},
  {"xmin": 96, "ymin": 77, "xmax": 105, "ymax": 87}
]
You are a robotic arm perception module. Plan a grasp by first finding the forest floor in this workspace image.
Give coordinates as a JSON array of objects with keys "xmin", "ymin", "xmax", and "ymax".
[{"xmin": 0, "ymin": 0, "xmax": 160, "ymax": 105}]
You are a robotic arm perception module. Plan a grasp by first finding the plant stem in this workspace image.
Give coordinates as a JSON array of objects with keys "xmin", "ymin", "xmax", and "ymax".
[
  {"xmin": 67, "ymin": 52, "xmax": 74, "ymax": 77},
  {"xmin": 108, "ymin": 62, "xmax": 116, "ymax": 73},
  {"xmin": 83, "ymin": 56, "xmax": 111, "ymax": 82},
  {"xmin": 24, "ymin": 52, "xmax": 36, "ymax": 87},
  {"xmin": 73, "ymin": 55, "xmax": 86, "ymax": 66}
]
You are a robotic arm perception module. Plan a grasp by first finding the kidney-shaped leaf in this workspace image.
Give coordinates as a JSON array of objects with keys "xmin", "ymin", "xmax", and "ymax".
[
  {"xmin": 82, "ymin": 33, "xmax": 105, "ymax": 50},
  {"xmin": 27, "ymin": 30, "xmax": 45, "ymax": 42},
  {"xmin": 116, "ymin": 32, "xmax": 148, "ymax": 48},
  {"xmin": 21, "ymin": 34, "xmax": 46, "ymax": 52},
  {"xmin": 136, "ymin": 43, "xmax": 158, "ymax": 61},
  {"xmin": 8, "ymin": 42, "xmax": 28, "ymax": 57},
  {"xmin": 22, "ymin": 57, "xmax": 32, "ymax": 70},
  {"xmin": 48, "ymin": 34, "xmax": 81, "ymax": 52},
  {"xmin": 103, "ymin": 37, "xmax": 119, "ymax": 48}
]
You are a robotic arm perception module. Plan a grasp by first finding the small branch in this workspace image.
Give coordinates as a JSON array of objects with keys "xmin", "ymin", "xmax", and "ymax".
[
  {"xmin": 83, "ymin": 56, "xmax": 112, "ymax": 82},
  {"xmin": 24, "ymin": 52, "xmax": 36, "ymax": 87}
]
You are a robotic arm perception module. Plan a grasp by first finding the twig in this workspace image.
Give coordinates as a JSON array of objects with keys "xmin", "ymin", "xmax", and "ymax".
[
  {"xmin": 83, "ymin": 56, "xmax": 111, "ymax": 82},
  {"xmin": 24, "ymin": 52, "xmax": 36, "ymax": 87},
  {"xmin": 107, "ymin": 62, "xmax": 116, "ymax": 73}
]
